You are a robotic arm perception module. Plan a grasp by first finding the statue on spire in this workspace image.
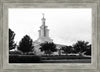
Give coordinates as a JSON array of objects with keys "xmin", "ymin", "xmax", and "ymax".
[{"xmin": 41, "ymin": 13, "xmax": 46, "ymax": 26}]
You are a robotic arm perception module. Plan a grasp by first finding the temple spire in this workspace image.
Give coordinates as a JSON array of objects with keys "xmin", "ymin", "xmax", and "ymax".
[
  {"xmin": 37, "ymin": 13, "xmax": 53, "ymax": 43},
  {"xmin": 42, "ymin": 13, "xmax": 44, "ymax": 18}
]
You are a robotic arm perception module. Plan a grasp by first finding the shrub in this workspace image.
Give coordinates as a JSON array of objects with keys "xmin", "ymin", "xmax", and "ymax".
[
  {"xmin": 41, "ymin": 55, "xmax": 91, "ymax": 60},
  {"xmin": 9, "ymin": 51, "xmax": 22, "ymax": 55},
  {"xmin": 27, "ymin": 52, "xmax": 34, "ymax": 55},
  {"xmin": 9, "ymin": 55, "xmax": 41, "ymax": 63}
]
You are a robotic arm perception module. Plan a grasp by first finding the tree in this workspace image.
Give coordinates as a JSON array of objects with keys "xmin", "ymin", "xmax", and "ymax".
[
  {"xmin": 18, "ymin": 35, "xmax": 34, "ymax": 54},
  {"xmin": 9, "ymin": 28, "xmax": 16, "ymax": 50},
  {"xmin": 84, "ymin": 45, "xmax": 91, "ymax": 56},
  {"xmin": 61, "ymin": 46, "xmax": 72, "ymax": 55},
  {"xmin": 40, "ymin": 42, "xmax": 57, "ymax": 55},
  {"xmin": 73, "ymin": 41, "xmax": 89, "ymax": 56}
]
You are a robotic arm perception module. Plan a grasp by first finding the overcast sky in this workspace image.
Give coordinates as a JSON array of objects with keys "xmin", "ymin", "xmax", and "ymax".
[{"xmin": 9, "ymin": 8, "xmax": 92, "ymax": 45}]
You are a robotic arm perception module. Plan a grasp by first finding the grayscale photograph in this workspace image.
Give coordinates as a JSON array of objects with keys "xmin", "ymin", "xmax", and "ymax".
[{"xmin": 9, "ymin": 8, "xmax": 92, "ymax": 63}]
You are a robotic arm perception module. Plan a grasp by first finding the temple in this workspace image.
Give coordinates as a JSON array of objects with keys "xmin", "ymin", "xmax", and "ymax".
[{"xmin": 34, "ymin": 14, "xmax": 53, "ymax": 55}]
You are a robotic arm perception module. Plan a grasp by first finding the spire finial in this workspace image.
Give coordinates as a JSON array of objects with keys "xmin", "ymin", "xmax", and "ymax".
[{"xmin": 41, "ymin": 13, "xmax": 46, "ymax": 25}]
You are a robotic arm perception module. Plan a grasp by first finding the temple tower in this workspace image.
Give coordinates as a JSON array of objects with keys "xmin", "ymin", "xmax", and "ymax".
[
  {"xmin": 36, "ymin": 13, "xmax": 53, "ymax": 43},
  {"xmin": 34, "ymin": 13, "xmax": 53, "ymax": 55}
]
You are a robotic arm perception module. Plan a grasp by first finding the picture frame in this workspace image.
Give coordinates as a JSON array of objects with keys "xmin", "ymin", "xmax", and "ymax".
[
  {"xmin": 0, "ymin": 0, "xmax": 99, "ymax": 72},
  {"xmin": 3, "ymin": 2, "xmax": 97, "ymax": 69}
]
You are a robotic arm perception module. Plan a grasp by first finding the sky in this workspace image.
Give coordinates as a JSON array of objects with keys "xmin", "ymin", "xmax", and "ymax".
[{"xmin": 8, "ymin": 8, "xmax": 92, "ymax": 45}]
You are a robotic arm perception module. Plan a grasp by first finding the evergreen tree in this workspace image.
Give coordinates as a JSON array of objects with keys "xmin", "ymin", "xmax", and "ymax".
[
  {"xmin": 9, "ymin": 28, "xmax": 16, "ymax": 50},
  {"xmin": 18, "ymin": 35, "xmax": 34, "ymax": 54}
]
